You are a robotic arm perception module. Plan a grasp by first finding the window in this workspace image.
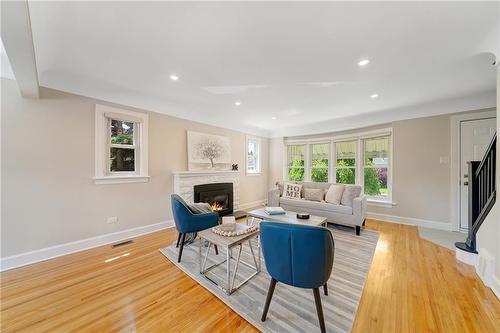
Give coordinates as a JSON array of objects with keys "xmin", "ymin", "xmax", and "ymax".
[
  {"xmin": 287, "ymin": 145, "xmax": 306, "ymax": 181},
  {"xmin": 310, "ymin": 143, "xmax": 329, "ymax": 182},
  {"xmin": 284, "ymin": 129, "xmax": 392, "ymax": 203},
  {"xmin": 363, "ymin": 136, "xmax": 390, "ymax": 200},
  {"xmin": 335, "ymin": 140, "xmax": 356, "ymax": 184},
  {"xmin": 94, "ymin": 105, "xmax": 149, "ymax": 184},
  {"xmin": 109, "ymin": 119, "xmax": 136, "ymax": 172},
  {"xmin": 246, "ymin": 136, "xmax": 261, "ymax": 175}
]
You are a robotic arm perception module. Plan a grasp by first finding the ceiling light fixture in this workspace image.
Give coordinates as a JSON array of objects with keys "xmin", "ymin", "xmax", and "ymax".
[
  {"xmin": 271, "ymin": 116, "xmax": 277, "ymax": 120},
  {"xmin": 234, "ymin": 101, "xmax": 241, "ymax": 106},
  {"xmin": 169, "ymin": 74, "xmax": 179, "ymax": 81},
  {"xmin": 358, "ymin": 59, "xmax": 370, "ymax": 67},
  {"xmin": 370, "ymin": 93, "xmax": 379, "ymax": 99}
]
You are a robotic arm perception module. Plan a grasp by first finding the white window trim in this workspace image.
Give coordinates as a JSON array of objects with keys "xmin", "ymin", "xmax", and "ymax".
[
  {"xmin": 246, "ymin": 136, "xmax": 262, "ymax": 176},
  {"xmin": 94, "ymin": 104, "xmax": 149, "ymax": 184},
  {"xmin": 284, "ymin": 128, "xmax": 395, "ymax": 204}
]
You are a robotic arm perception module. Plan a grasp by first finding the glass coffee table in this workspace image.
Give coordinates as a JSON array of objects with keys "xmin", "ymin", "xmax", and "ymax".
[{"xmin": 198, "ymin": 227, "xmax": 261, "ymax": 295}]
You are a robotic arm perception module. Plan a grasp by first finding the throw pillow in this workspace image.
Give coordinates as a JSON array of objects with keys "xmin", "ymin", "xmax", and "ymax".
[
  {"xmin": 283, "ymin": 182, "xmax": 302, "ymax": 199},
  {"xmin": 303, "ymin": 188, "xmax": 324, "ymax": 202},
  {"xmin": 341, "ymin": 185, "xmax": 362, "ymax": 207},
  {"xmin": 325, "ymin": 184, "xmax": 345, "ymax": 205}
]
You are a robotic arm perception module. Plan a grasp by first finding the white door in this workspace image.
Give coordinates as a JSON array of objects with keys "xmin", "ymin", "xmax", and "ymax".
[{"xmin": 459, "ymin": 118, "xmax": 496, "ymax": 230}]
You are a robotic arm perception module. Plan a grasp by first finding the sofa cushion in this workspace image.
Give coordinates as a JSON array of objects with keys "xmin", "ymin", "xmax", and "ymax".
[
  {"xmin": 303, "ymin": 188, "xmax": 324, "ymax": 202},
  {"xmin": 325, "ymin": 184, "xmax": 345, "ymax": 205},
  {"xmin": 341, "ymin": 185, "xmax": 362, "ymax": 207},
  {"xmin": 283, "ymin": 182, "xmax": 302, "ymax": 199},
  {"xmin": 280, "ymin": 197, "xmax": 353, "ymax": 214}
]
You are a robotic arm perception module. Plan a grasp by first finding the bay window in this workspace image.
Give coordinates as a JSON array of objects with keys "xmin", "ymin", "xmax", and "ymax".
[{"xmin": 285, "ymin": 129, "xmax": 392, "ymax": 203}]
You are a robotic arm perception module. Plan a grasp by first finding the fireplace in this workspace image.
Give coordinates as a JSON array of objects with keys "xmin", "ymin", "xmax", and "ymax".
[{"xmin": 194, "ymin": 183, "xmax": 234, "ymax": 216}]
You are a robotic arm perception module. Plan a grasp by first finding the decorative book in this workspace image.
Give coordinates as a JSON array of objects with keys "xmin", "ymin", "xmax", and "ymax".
[{"xmin": 264, "ymin": 206, "xmax": 286, "ymax": 215}]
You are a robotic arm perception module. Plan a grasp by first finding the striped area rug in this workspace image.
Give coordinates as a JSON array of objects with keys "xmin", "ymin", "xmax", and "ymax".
[{"xmin": 160, "ymin": 225, "xmax": 379, "ymax": 333}]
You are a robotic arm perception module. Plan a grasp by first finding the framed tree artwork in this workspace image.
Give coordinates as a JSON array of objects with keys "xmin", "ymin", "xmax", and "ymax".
[{"xmin": 187, "ymin": 131, "xmax": 231, "ymax": 170}]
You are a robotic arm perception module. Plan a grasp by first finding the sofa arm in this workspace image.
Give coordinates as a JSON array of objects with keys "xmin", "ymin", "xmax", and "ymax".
[
  {"xmin": 268, "ymin": 188, "xmax": 280, "ymax": 207},
  {"xmin": 352, "ymin": 195, "xmax": 367, "ymax": 223}
]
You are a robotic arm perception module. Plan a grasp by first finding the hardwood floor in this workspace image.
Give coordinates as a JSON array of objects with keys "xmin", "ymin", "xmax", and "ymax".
[{"xmin": 1, "ymin": 220, "xmax": 499, "ymax": 332}]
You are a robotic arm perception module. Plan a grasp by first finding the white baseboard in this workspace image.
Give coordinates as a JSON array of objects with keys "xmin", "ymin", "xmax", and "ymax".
[
  {"xmin": 238, "ymin": 199, "xmax": 267, "ymax": 210},
  {"xmin": 492, "ymin": 276, "xmax": 500, "ymax": 300},
  {"xmin": 456, "ymin": 247, "xmax": 478, "ymax": 266},
  {"xmin": 366, "ymin": 212, "xmax": 452, "ymax": 231},
  {"xmin": 0, "ymin": 220, "xmax": 174, "ymax": 272}
]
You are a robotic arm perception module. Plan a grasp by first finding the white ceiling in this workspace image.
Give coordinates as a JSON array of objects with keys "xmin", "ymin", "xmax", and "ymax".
[{"xmin": 7, "ymin": 2, "xmax": 500, "ymax": 136}]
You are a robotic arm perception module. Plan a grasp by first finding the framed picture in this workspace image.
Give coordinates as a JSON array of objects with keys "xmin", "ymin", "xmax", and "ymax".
[{"xmin": 187, "ymin": 131, "xmax": 231, "ymax": 170}]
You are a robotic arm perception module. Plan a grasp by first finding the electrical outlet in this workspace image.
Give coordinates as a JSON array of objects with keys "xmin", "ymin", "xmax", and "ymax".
[{"xmin": 107, "ymin": 216, "xmax": 118, "ymax": 224}]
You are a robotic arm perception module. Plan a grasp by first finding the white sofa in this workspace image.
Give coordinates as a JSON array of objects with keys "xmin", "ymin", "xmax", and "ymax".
[{"xmin": 268, "ymin": 181, "xmax": 367, "ymax": 235}]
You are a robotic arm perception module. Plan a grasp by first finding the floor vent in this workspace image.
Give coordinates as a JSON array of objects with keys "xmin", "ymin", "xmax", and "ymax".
[{"xmin": 112, "ymin": 240, "xmax": 133, "ymax": 248}]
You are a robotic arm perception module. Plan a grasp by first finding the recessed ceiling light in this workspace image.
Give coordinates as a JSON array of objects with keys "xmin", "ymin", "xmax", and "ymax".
[
  {"xmin": 234, "ymin": 101, "xmax": 241, "ymax": 106},
  {"xmin": 358, "ymin": 59, "xmax": 370, "ymax": 67},
  {"xmin": 271, "ymin": 116, "xmax": 277, "ymax": 120},
  {"xmin": 370, "ymin": 93, "xmax": 379, "ymax": 99},
  {"xmin": 169, "ymin": 74, "xmax": 179, "ymax": 81}
]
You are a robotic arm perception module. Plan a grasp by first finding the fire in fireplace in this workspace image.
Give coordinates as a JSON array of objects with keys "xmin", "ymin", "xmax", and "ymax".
[{"xmin": 193, "ymin": 183, "xmax": 234, "ymax": 216}]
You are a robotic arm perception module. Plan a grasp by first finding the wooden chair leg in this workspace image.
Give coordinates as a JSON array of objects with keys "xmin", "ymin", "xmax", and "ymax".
[
  {"xmin": 176, "ymin": 233, "xmax": 182, "ymax": 248},
  {"xmin": 177, "ymin": 233, "xmax": 186, "ymax": 262},
  {"xmin": 214, "ymin": 244, "xmax": 219, "ymax": 255},
  {"xmin": 261, "ymin": 278, "xmax": 277, "ymax": 322},
  {"xmin": 313, "ymin": 288, "xmax": 326, "ymax": 333},
  {"xmin": 323, "ymin": 283, "xmax": 328, "ymax": 296}
]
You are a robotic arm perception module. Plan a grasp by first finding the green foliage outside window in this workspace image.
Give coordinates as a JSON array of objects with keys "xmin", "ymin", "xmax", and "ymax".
[
  {"xmin": 288, "ymin": 159, "xmax": 304, "ymax": 181},
  {"xmin": 311, "ymin": 159, "xmax": 328, "ymax": 182},
  {"xmin": 336, "ymin": 160, "xmax": 355, "ymax": 184}
]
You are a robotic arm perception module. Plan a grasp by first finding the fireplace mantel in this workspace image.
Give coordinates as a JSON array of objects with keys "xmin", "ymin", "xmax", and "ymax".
[{"xmin": 172, "ymin": 170, "xmax": 240, "ymax": 209}]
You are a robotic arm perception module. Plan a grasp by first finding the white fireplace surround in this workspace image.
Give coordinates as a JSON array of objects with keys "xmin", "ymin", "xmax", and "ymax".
[{"xmin": 172, "ymin": 170, "xmax": 240, "ymax": 210}]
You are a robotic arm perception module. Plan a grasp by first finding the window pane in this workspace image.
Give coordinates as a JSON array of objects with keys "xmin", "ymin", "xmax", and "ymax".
[
  {"xmin": 287, "ymin": 145, "xmax": 305, "ymax": 165},
  {"xmin": 311, "ymin": 143, "xmax": 329, "ymax": 182},
  {"xmin": 336, "ymin": 141, "xmax": 356, "ymax": 166},
  {"xmin": 247, "ymin": 139, "xmax": 259, "ymax": 173},
  {"xmin": 364, "ymin": 167, "xmax": 388, "ymax": 197},
  {"xmin": 311, "ymin": 168, "xmax": 328, "ymax": 182},
  {"xmin": 110, "ymin": 148, "xmax": 135, "ymax": 171},
  {"xmin": 111, "ymin": 119, "xmax": 134, "ymax": 145},
  {"xmin": 288, "ymin": 167, "xmax": 304, "ymax": 181},
  {"xmin": 364, "ymin": 137, "xmax": 389, "ymax": 165},
  {"xmin": 287, "ymin": 145, "xmax": 305, "ymax": 181},
  {"xmin": 336, "ymin": 168, "xmax": 355, "ymax": 184}
]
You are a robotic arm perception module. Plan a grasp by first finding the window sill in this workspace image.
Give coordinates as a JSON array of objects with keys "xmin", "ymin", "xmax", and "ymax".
[
  {"xmin": 367, "ymin": 199, "xmax": 397, "ymax": 208},
  {"xmin": 93, "ymin": 175, "xmax": 150, "ymax": 185},
  {"xmin": 246, "ymin": 172, "xmax": 262, "ymax": 177}
]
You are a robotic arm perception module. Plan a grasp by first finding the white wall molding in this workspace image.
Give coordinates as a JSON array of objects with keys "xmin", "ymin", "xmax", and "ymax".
[
  {"xmin": 0, "ymin": 220, "xmax": 174, "ymax": 272},
  {"xmin": 491, "ymin": 276, "xmax": 500, "ymax": 301},
  {"xmin": 367, "ymin": 212, "xmax": 452, "ymax": 231},
  {"xmin": 239, "ymin": 199, "xmax": 267, "ymax": 210}
]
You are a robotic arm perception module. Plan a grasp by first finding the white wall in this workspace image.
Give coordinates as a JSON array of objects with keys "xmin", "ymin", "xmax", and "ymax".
[{"xmin": 1, "ymin": 78, "xmax": 269, "ymax": 258}]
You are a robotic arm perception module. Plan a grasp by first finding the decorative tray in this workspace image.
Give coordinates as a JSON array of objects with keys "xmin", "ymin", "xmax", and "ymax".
[{"xmin": 212, "ymin": 223, "xmax": 258, "ymax": 237}]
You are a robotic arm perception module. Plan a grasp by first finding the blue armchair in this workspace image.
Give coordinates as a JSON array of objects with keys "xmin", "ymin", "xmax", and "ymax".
[
  {"xmin": 171, "ymin": 194, "xmax": 219, "ymax": 262},
  {"xmin": 260, "ymin": 222, "xmax": 334, "ymax": 333}
]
